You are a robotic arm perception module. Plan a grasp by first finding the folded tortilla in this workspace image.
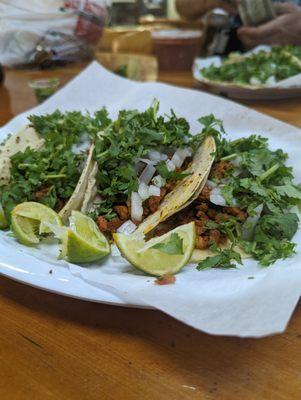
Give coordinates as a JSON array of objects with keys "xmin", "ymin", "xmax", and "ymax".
[
  {"xmin": 59, "ymin": 144, "xmax": 97, "ymax": 223},
  {"xmin": 0, "ymin": 126, "xmax": 44, "ymax": 187},
  {"xmin": 136, "ymin": 135, "xmax": 216, "ymax": 236}
]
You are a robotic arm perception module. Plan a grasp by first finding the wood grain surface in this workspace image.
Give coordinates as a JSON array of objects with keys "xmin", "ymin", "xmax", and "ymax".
[{"xmin": 1, "ymin": 64, "xmax": 301, "ymax": 400}]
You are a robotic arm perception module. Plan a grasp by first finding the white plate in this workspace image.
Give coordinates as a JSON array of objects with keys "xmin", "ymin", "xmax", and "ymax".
[
  {"xmin": 0, "ymin": 233, "xmax": 137, "ymax": 306},
  {"xmin": 1, "ymin": 62, "xmax": 301, "ymax": 337},
  {"xmin": 193, "ymin": 46, "xmax": 301, "ymax": 100}
]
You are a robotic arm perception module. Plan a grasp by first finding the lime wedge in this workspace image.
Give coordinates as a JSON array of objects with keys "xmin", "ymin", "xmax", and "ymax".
[
  {"xmin": 60, "ymin": 211, "xmax": 110, "ymax": 263},
  {"xmin": 11, "ymin": 202, "xmax": 62, "ymax": 246},
  {"xmin": 11, "ymin": 214, "xmax": 40, "ymax": 246},
  {"xmin": 114, "ymin": 222, "xmax": 196, "ymax": 276},
  {"xmin": 12, "ymin": 201, "xmax": 62, "ymax": 234},
  {"xmin": 0, "ymin": 203, "xmax": 8, "ymax": 230}
]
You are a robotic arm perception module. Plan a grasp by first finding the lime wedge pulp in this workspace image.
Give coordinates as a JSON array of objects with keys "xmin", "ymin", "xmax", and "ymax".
[
  {"xmin": 60, "ymin": 211, "xmax": 110, "ymax": 263},
  {"xmin": 11, "ymin": 202, "xmax": 62, "ymax": 245},
  {"xmin": 0, "ymin": 203, "xmax": 8, "ymax": 230},
  {"xmin": 12, "ymin": 201, "xmax": 62, "ymax": 234},
  {"xmin": 114, "ymin": 222, "xmax": 196, "ymax": 276},
  {"xmin": 11, "ymin": 214, "xmax": 40, "ymax": 246}
]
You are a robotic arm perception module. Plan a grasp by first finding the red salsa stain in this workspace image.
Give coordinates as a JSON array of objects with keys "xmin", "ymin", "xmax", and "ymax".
[{"xmin": 155, "ymin": 274, "xmax": 176, "ymax": 286}]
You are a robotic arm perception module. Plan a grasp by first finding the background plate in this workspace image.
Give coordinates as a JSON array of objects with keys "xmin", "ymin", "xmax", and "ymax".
[{"xmin": 194, "ymin": 80, "xmax": 301, "ymax": 100}]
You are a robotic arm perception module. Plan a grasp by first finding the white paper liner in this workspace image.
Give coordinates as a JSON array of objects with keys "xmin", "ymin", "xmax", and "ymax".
[{"xmin": 1, "ymin": 61, "xmax": 301, "ymax": 337}]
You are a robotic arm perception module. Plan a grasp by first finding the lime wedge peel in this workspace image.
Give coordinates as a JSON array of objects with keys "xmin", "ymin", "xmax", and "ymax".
[
  {"xmin": 0, "ymin": 203, "xmax": 8, "ymax": 230},
  {"xmin": 59, "ymin": 211, "xmax": 110, "ymax": 264},
  {"xmin": 10, "ymin": 203, "xmax": 110, "ymax": 264},
  {"xmin": 114, "ymin": 222, "xmax": 196, "ymax": 276}
]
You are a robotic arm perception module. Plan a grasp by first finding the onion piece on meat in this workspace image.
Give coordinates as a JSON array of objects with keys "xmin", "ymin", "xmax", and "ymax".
[
  {"xmin": 148, "ymin": 150, "xmax": 168, "ymax": 162},
  {"xmin": 171, "ymin": 152, "xmax": 182, "ymax": 169},
  {"xmin": 131, "ymin": 192, "xmax": 144, "ymax": 222},
  {"xmin": 138, "ymin": 181, "xmax": 150, "ymax": 201},
  {"xmin": 117, "ymin": 220, "xmax": 137, "ymax": 235},
  {"xmin": 148, "ymin": 185, "xmax": 161, "ymax": 197},
  {"xmin": 138, "ymin": 158, "xmax": 157, "ymax": 166},
  {"xmin": 210, "ymin": 185, "xmax": 237, "ymax": 206},
  {"xmin": 171, "ymin": 148, "xmax": 191, "ymax": 168},
  {"xmin": 231, "ymin": 156, "xmax": 242, "ymax": 168},
  {"xmin": 206, "ymin": 179, "xmax": 217, "ymax": 189},
  {"xmin": 242, "ymin": 204, "xmax": 264, "ymax": 241},
  {"xmin": 166, "ymin": 160, "xmax": 176, "ymax": 171},
  {"xmin": 210, "ymin": 186, "xmax": 227, "ymax": 207},
  {"xmin": 152, "ymin": 175, "xmax": 166, "ymax": 188},
  {"xmin": 139, "ymin": 164, "xmax": 156, "ymax": 185}
]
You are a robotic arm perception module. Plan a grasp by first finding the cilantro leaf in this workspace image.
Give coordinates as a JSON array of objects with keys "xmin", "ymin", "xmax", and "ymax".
[
  {"xmin": 254, "ymin": 213, "xmax": 299, "ymax": 242},
  {"xmin": 152, "ymin": 233, "xmax": 184, "ymax": 255},
  {"xmin": 156, "ymin": 161, "xmax": 190, "ymax": 181},
  {"xmin": 197, "ymin": 247, "xmax": 242, "ymax": 270},
  {"xmin": 275, "ymin": 183, "xmax": 301, "ymax": 200},
  {"xmin": 194, "ymin": 114, "xmax": 229, "ymax": 158}
]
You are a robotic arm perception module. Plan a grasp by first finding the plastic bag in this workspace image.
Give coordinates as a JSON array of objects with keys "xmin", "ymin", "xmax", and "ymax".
[{"xmin": 0, "ymin": 0, "xmax": 110, "ymax": 66}]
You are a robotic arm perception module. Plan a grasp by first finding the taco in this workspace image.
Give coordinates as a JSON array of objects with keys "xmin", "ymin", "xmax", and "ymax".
[
  {"xmin": 0, "ymin": 111, "xmax": 96, "ymax": 223},
  {"xmin": 137, "ymin": 123, "xmax": 301, "ymax": 268}
]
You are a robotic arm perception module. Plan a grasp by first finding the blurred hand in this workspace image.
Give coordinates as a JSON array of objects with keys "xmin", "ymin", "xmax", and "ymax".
[
  {"xmin": 274, "ymin": 2, "xmax": 301, "ymax": 15},
  {"xmin": 237, "ymin": 11, "xmax": 301, "ymax": 49}
]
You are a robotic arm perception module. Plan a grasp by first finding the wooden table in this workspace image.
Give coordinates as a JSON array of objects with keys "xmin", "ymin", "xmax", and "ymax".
[{"xmin": 1, "ymin": 64, "xmax": 301, "ymax": 400}]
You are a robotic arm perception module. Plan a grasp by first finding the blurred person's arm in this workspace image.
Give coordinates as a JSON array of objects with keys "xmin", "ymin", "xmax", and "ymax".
[
  {"xmin": 238, "ymin": 8, "xmax": 301, "ymax": 48},
  {"xmin": 175, "ymin": 0, "xmax": 236, "ymax": 20},
  {"xmin": 273, "ymin": 2, "xmax": 301, "ymax": 15}
]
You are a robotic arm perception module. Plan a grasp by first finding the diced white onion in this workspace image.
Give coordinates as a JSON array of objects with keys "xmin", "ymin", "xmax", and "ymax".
[
  {"xmin": 171, "ymin": 152, "xmax": 183, "ymax": 169},
  {"xmin": 138, "ymin": 158, "xmax": 157, "ymax": 165},
  {"xmin": 171, "ymin": 148, "xmax": 192, "ymax": 169},
  {"xmin": 117, "ymin": 220, "xmax": 137, "ymax": 235},
  {"xmin": 206, "ymin": 180, "xmax": 217, "ymax": 189},
  {"xmin": 210, "ymin": 186, "xmax": 227, "ymax": 207},
  {"xmin": 152, "ymin": 175, "xmax": 166, "ymax": 188},
  {"xmin": 250, "ymin": 77, "xmax": 261, "ymax": 85},
  {"xmin": 139, "ymin": 164, "xmax": 156, "ymax": 185},
  {"xmin": 148, "ymin": 185, "xmax": 161, "ymax": 197},
  {"xmin": 231, "ymin": 156, "xmax": 242, "ymax": 168},
  {"xmin": 265, "ymin": 76, "xmax": 276, "ymax": 86},
  {"xmin": 166, "ymin": 160, "xmax": 176, "ymax": 171},
  {"xmin": 131, "ymin": 192, "xmax": 143, "ymax": 222},
  {"xmin": 242, "ymin": 204, "xmax": 264, "ymax": 241},
  {"xmin": 148, "ymin": 150, "xmax": 168, "ymax": 162},
  {"xmin": 138, "ymin": 181, "xmax": 150, "ymax": 201}
]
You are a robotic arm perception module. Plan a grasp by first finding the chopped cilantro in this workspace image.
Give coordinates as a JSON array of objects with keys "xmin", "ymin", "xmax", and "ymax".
[
  {"xmin": 197, "ymin": 246, "xmax": 242, "ymax": 270},
  {"xmin": 156, "ymin": 161, "xmax": 190, "ymax": 181},
  {"xmin": 201, "ymin": 45, "xmax": 301, "ymax": 85}
]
